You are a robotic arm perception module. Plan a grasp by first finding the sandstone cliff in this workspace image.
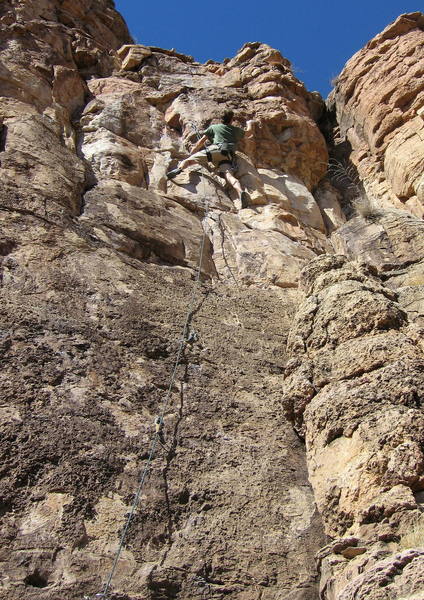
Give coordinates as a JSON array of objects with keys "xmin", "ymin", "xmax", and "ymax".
[
  {"xmin": 0, "ymin": 3, "xmax": 423, "ymax": 600},
  {"xmin": 327, "ymin": 12, "xmax": 424, "ymax": 218}
]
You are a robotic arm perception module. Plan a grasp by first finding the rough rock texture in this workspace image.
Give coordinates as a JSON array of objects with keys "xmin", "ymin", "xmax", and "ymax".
[
  {"xmin": 328, "ymin": 12, "xmax": 424, "ymax": 217},
  {"xmin": 283, "ymin": 254, "xmax": 424, "ymax": 599},
  {"xmin": 1, "ymin": 3, "xmax": 424, "ymax": 600},
  {"xmin": 0, "ymin": 2, "xmax": 332, "ymax": 600},
  {"xmin": 332, "ymin": 209, "xmax": 424, "ymax": 329},
  {"xmin": 1, "ymin": 247, "xmax": 325, "ymax": 599},
  {"xmin": 78, "ymin": 41, "xmax": 330, "ymax": 289},
  {"xmin": 0, "ymin": 0, "xmax": 132, "ymax": 230}
]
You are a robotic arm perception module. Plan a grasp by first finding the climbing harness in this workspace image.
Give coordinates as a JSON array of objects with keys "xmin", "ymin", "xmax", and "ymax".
[
  {"xmin": 188, "ymin": 122, "xmax": 237, "ymax": 173},
  {"xmin": 89, "ymin": 124, "xmax": 211, "ymax": 600},
  {"xmin": 202, "ymin": 140, "xmax": 237, "ymax": 171},
  {"xmin": 208, "ymin": 143, "xmax": 237, "ymax": 171}
]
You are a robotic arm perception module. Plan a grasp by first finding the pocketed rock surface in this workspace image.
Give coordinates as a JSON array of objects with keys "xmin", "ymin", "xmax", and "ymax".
[
  {"xmin": 283, "ymin": 254, "xmax": 424, "ymax": 599},
  {"xmin": 1, "ymin": 2, "xmax": 424, "ymax": 600}
]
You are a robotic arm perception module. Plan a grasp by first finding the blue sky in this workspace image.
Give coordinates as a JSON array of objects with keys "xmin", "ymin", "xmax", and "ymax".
[{"xmin": 114, "ymin": 1, "xmax": 422, "ymax": 97}]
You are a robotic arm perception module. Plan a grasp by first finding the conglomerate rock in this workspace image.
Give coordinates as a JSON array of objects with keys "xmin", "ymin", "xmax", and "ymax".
[{"xmin": 1, "ymin": 2, "xmax": 424, "ymax": 600}]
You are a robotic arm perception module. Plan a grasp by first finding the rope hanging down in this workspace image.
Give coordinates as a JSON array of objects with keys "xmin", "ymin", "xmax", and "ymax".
[{"xmin": 90, "ymin": 124, "xmax": 210, "ymax": 600}]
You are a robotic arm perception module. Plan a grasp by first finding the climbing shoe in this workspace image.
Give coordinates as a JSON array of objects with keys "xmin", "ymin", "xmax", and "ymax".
[
  {"xmin": 166, "ymin": 167, "xmax": 182, "ymax": 180},
  {"xmin": 240, "ymin": 191, "xmax": 249, "ymax": 209}
]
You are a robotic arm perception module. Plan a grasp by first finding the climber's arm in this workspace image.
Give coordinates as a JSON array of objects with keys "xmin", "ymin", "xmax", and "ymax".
[
  {"xmin": 190, "ymin": 134, "xmax": 209, "ymax": 154},
  {"xmin": 245, "ymin": 120, "xmax": 258, "ymax": 137}
]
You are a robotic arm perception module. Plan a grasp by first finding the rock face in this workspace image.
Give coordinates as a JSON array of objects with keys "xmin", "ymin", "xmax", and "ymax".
[
  {"xmin": 1, "ymin": 3, "xmax": 424, "ymax": 600},
  {"xmin": 0, "ymin": 0, "xmax": 131, "ymax": 221},
  {"xmin": 78, "ymin": 40, "xmax": 330, "ymax": 289},
  {"xmin": 0, "ymin": 2, "xmax": 331, "ymax": 600},
  {"xmin": 283, "ymin": 254, "xmax": 424, "ymax": 599},
  {"xmin": 328, "ymin": 12, "xmax": 424, "ymax": 217}
]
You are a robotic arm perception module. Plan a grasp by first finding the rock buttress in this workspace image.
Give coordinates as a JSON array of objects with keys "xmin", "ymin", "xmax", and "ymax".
[
  {"xmin": 328, "ymin": 12, "xmax": 424, "ymax": 217},
  {"xmin": 283, "ymin": 254, "xmax": 424, "ymax": 599}
]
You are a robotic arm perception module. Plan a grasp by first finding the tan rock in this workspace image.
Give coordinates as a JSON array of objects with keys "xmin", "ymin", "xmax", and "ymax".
[
  {"xmin": 314, "ymin": 180, "xmax": 346, "ymax": 234},
  {"xmin": 0, "ymin": 0, "xmax": 131, "ymax": 115},
  {"xmin": 338, "ymin": 550, "xmax": 424, "ymax": 600},
  {"xmin": 82, "ymin": 127, "xmax": 147, "ymax": 187},
  {"xmin": 397, "ymin": 285, "xmax": 424, "ymax": 326},
  {"xmin": 159, "ymin": 43, "xmax": 328, "ymax": 189},
  {"xmin": 0, "ymin": 111, "xmax": 86, "ymax": 215},
  {"xmin": 84, "ymin": 77, "xmax": 172, "ymax": 150},
  {"xmin": 240, "ymin": 205, "xmax": 331, "ymax": 256},
  {"xmin": 118, "ymin": 44, "xmax": 152, "ymax": 70},
  {"xmin": 80, "ymin": 181, "xmax": 216, "ymax": 275},
  {"xmin": 258, "ymin": 169, "xmax": 326, "ymax": 231},
  {"xmin": 4, "ymin": 5, "xmax": 424, "ymax": 600},
  {"xmin": 331, "ymin": 210, "xmax": 424, "ymax": 272},
  {"xmin": 284, "ymin": 254, "xmax": 424, "ymax": 597},
  {"xmin": 51, "ymin": 65, "xmax": 87, "ymax": 115},
  {"xmin": 205, "ymin": 210, "xmax": 317, "ymax": 288},
  {"xmin": 320, "ymin": 548, "xmax": 424, "ymax": 600},
  {"xmin": 75, "ymin": 45, "xmax": 333, "ymax": 288},
  {"xmin": 340, "ymin": 547, "xmax": 367, "ymax": 559},
  {"xmin": 405, "ymin": 194, "xmax": 424, "ymax": 218},
  {"xmin": 329, "ymin": 12, "xmax": 424, "ymax": 213},
  {"xmin": 218, "ymin": 67, "xmax": 242, "ymax": 88}
]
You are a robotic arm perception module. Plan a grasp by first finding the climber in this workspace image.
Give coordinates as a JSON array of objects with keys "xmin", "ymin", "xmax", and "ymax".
[{"xmin": 167, "ymin": 110, "xmax": 256, "ymax": 209}]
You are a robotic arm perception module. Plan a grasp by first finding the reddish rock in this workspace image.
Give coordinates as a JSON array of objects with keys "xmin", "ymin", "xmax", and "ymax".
[
  {"xmin": 1, "ymin": 3, "xmax": 423, "ymax": 600},
  {"xmin": 329, "ymin": 13, "xmax": 424, "ymax": 216},
  {"xmin": 0, "ymin": 3, "xmax": 331, "ymax": 600}
]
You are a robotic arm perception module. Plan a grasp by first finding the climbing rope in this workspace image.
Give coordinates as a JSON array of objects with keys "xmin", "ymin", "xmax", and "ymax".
[{"xmin": 89, "ymin": 123, "xmax": 210, "ymax": 600}]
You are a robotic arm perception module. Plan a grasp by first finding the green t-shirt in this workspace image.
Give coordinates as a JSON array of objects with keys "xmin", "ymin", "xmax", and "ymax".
[{"xmin": 204, "ymin": 124, "xmax": 245, "ymax": 148}]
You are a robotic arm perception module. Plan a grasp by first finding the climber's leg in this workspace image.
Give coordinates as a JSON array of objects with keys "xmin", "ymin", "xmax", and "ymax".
[
  {"xmin": 167, "ymin": 150, "xmax": 209, "ymax": 179},
  {"xmin": 224, "ymin": 170, "xmax": 242, "ymax": 196},
  {"xmin": 220, "ymin": 164, "xmax": 248, "ymax": 208}
]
